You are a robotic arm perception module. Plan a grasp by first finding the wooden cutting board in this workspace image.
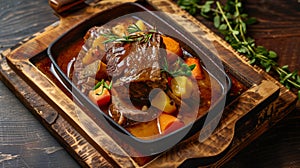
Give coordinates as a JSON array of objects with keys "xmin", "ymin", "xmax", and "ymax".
[{"xmin": 0, "ymin": 0, "xmax": 297, "ymax": 167}]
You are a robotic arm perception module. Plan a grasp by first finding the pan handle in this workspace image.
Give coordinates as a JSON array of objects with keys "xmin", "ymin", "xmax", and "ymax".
[{"xmin": 48, "ymin": 0, "xmax": 85, "ymax": 14}]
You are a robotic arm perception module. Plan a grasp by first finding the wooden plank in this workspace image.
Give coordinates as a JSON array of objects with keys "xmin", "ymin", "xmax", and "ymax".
[
  {"xmin": 0, "ymin": 0, "xmax": 298, "ymax": 167},
  {"xmin": 0, "ymin": 53, "xmax": 114, "ymax": 168},
  {"xmin": 0, "ymin": 1, "xmax": 79, "ymax": 167},
  {"xmin": 145, "ymin": 80, "xmax": 280, "ymax": 167}
]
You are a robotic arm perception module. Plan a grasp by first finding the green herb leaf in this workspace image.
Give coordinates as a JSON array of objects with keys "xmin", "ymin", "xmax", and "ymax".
[
  {"xmin": 245, "ymin": 17, "xmax": 257, "ymax": 25},
  {"xmin": 177, "ymin": 0, "xmax": 200, "ymax": 15},
  {"xmin": 266, "ymin": 65, "xmax": 271, "ymax": 72},
  {"xmin": 178, "ymin": 0, "xmax": 300, "ymax": 100},
  {"xmin": 249, "ymin": 58, "xmax": 256, "ymax": 65},
  {"xmin": 104, "ymin": 81, "xmax": 113, "ymax": 90},
  {"xmin": 93, "ymin": 79, "xmax": 104, "ymax": 90},
  {"xmin": 127, "ymin": 23, "xmax": 142, "ymax": 34},
  {"xmin": 162, "ymin": 58, "xmax": 195, "ymax": 77},
  {"xmin": 282, "ymin": 65, "xmax": 289, "ymax": 70},
  {"xmin": 214, "ymin": 15, "xmax": 221, "ymax": 28},
  {"xmin": 202, "ymin": 1, "xmax": 213, "ymax": 13},
  {"xmin": 268, "ymin": 50, "xmax": 277, "ymax": 59},
  {"xmin": 219, "ymin": 24, "xmax": 227, "ymax": 30},
  {"xmin": 232, "ymin": 30, "xmax": 239, "ymax": 35},
  {"xmin": 93, "ymin": 79, "xmax": 112, "ymax": 91},
  {"xmin": 189, "ymin": 64, "xmax": 196, "ymax": 71}
]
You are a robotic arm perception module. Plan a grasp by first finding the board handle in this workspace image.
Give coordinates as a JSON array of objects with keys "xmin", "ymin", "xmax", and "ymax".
[{"xmin": 49, "ymin": 0, "xmax": 85, "ymax": 14}]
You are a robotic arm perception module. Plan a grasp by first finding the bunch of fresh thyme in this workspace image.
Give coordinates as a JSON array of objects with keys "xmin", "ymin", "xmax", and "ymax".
[{"xmin": 178, "ymin": 0, "xmax": 300, "ymax": 100}]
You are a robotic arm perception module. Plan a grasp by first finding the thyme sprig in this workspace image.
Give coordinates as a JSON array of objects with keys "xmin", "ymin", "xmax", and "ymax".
[
  {"xmin": 162, "ymin": 57, "xmax": 196, "ymax": 77},
  {"xmin": 178, "ymin": 0, "xmax": 300, "ymax": 100}
]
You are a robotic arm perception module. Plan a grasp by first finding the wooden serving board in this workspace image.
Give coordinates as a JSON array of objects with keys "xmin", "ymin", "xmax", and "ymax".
[{"xmin": 0, "ymin": 0, "xmax": 297, "ymax": 167}]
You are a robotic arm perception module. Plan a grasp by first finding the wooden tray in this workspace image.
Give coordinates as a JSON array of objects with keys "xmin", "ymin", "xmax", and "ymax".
[{"xmin": 0, "ymin": 0, "xmax": 297, "ymax": 167}]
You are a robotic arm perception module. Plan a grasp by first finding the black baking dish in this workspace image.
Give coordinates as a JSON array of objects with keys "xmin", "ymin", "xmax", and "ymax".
[{"xmin": 47, "ymin": 2, "xmax": 231, "ymax": 155}]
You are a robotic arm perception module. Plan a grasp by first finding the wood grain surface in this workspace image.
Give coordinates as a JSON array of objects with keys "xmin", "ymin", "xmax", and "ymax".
[
  {"xmin": 195, "ymin": 0, "xmax": 300, "ymax": 167},
  {"xmin": 0, "ymin": 0, "xmax": 299, "ymax": 168},
  {"xmin": 0, "ymin": 0, "xmax": 79, "ymax": 167},
  {"xmin": 224, "ymin": 0, "xmax": 300, "ymax": 166}
]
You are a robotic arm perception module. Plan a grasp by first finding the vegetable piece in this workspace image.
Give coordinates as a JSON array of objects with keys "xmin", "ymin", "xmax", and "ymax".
[
  {"xmin": 135, "ymin": 20, "xmax": 146, "ymax": 32},
  {"xmin": 126, "ymin": 120, "xmax": 159, "ymax": 139},
  {"xmin": 82, "ymin": 49, "xmax": 95, "ymax": 65},
  {"xmin": 95, "ymin": 61, "xmax": 108, "ymax": 80},
  {"xmin": 185, "ymin": 57, "xmax": 204, "ymax": 80},
  {"xmin": 127, "ymin": 20, "xmax": 146, "ymax": 34},
  {"xmin": 158, "ymin": 113, "xmax": 184, "ymax": 134},
  {"xmin": 150, "ymin": 89, "xmax": 177, "ymax": 114},
  {"xmin": 112, "ymin": 24, "xmax": 127, "ymax": 37},
  {"xmin": 82, "ymin": 36, "xmax": 106, "ymax": 65},
  {"xmin": 92, "ymin": 35, "xmax": 106, "ymax": 50},
  {"xmin": 170, "ymin": 76, "xmax": 193, "ymax": 98},
  {"xmin": 80, "ymin": 60, "xmax": 108, "ymax": 80},
  {"xmin": 161, "ymin": 35, "xmax": 183, "ymax": 62},
  {"xmin": 88, "ymin": 82, "xmax": 111, "ymax": 107}
]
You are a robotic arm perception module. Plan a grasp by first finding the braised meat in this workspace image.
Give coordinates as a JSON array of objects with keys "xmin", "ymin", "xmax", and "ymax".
[
  {"xmin": 104, "ymin": 33, "xmax": 168, "ymax": 124},
  {"xmin": 105, "ymin": 32, "xmax": 168, "ymax": 100}
]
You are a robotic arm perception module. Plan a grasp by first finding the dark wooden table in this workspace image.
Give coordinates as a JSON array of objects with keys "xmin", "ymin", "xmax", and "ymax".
[{"xmin": 0, "ymin": 0, "xmax": 299, "ymax": 167}]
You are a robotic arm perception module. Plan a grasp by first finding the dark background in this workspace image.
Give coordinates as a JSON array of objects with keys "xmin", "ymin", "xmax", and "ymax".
[{"xmin": 0, "ymin": 0, "xmax": 299, "ymax": 167}]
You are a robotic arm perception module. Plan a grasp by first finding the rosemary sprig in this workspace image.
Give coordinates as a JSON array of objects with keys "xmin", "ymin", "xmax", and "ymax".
[
  {"xmin": 101, "ymin": 31, "xmax": 154, "ymax": 44},
  {"xmin": 178, "ymin": 0, "xmax": 300, "ymax": 100},
  {"xmin": 127, "ymin": 23, "xmax": 142, "ymax": 34},
  {"xmin": 100, "ymin": 23, "xmax": 157, "ymax": 44}
]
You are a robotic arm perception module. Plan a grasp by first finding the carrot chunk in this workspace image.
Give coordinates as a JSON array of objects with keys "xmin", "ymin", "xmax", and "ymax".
[
  {"xmin": 88, "ymin": 84, "xmax": 111, "ymax": 107},
  {"xmin": 185, "ymin": 57, "xmax": 204, "ymax": 80},
  {"xmin": 158, "ymin": 113, "xmax": 184, "ymax": 134},
  {"xmin": 161, "ymin": 35, "xmax": 183, "ymax": 62}
]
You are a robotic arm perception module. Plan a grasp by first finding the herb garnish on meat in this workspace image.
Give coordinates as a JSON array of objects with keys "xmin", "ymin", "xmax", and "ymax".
[{"xmin": 100, "ymin": 23, "xmax": 156, "ymax": 44}]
